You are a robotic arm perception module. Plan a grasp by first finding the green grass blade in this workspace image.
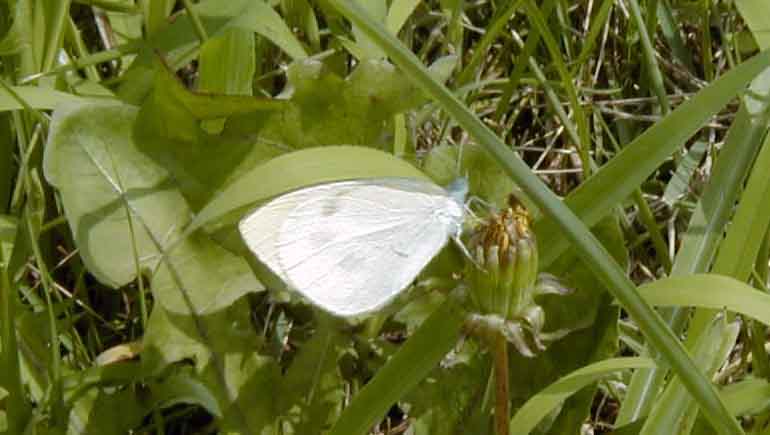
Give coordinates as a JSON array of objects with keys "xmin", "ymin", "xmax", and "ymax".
[
  {"xmin": 509, "ymin": 357, "xmax": 655, "ymax": 434},
  {"xmin": 617, "ymin": 69, "xmax": 770, "ymax": 424},
  {"xmin": 613, "ymin": 378, "xmax": 770, "ymax": 434},
  {"xmin": 41, "ymin": 0, "xmax": 72, "ymax": 72},
  {"xmin": 708, "ymin": 136, "xmax": 770, "ymax": 282},
  {"xmin": 0, "ymin": 217, "xmax": 28, "ymax": 435},
  {"xmin": 657, "ymin": 0, "xmax": 695, "ymax": 73},
  {"xmin": 536, "ymin": 50, "xmax": 770, "ymax": 269},
  {"xmin": 637, "ymin": 274, "xmax": 770, "ymax": 325},
  {"xmin": 662, "ymin": 141, "xmax": 707, "ymax": 206},
  {"xmin": 494, "ymin": 0, "xmax": 556, "ymax": 121},
  {"xmin": 571, "ymin": 0, "xmax": 614, "ymax": 75},
  {"xmin": 328, "ymin": 297, "xmax": 466, "ymax": 435},
  {"xmin": 641, "ymin": 318, "xmax": 740, "ymax": 435},
  {"xmin": 521, "ymin": 0, "xmax": 590, "ymax": 172},
  {"xmin": 385, "ymin": 0, "xmax": 420, "ymax": 36},
  {"xmin": 685, "ymin": 119, "xmax": 770, "ymax": 347},
  {"xmin": 626, "ymin": 0, "xmax": 670, "ymax": 113},
  {"xmin": 455, "ymin": 0, "xmax": 521, "ymax": 87},
  {"xmin": 326, "ymin": 1, "xmax": 751, "ymax": 433}
]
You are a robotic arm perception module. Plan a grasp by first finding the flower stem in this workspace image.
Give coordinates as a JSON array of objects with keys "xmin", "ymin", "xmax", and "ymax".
[{"xmin": 494, "ymin": 331, "xmax": 510, "ymax": 435}]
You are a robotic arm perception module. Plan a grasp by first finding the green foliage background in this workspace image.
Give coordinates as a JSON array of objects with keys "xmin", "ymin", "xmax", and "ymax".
[{"xmin": 1, "ymin": 1, "xmax": 770, "ymax": 435}]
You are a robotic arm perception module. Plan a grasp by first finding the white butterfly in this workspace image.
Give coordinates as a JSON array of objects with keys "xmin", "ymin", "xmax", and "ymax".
[{"xmin": 238, "ymin": 177, "xmax": 467, "ymax": 316}]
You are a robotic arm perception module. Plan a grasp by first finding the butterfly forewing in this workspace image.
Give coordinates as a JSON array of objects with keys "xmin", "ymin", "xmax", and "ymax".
[{"xmin": 239, "ymin": 178, "xmax": 465, "ymax": 316}]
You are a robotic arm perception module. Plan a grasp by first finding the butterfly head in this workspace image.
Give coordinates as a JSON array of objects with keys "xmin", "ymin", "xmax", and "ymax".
[{"xmin": 445, "ymin": 176, "xmax": 469, "ymax": 206}]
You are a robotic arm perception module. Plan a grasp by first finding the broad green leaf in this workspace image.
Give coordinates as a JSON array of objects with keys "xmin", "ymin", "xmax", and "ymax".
[
  {"xmin": 118, "ymin": 0, "xmax": 307, "ymax": 102},
  {"xmin": 423, "ymin": 143, "xmax": 518, "ymax": 208},
  {"xmin": 136, "ymin": 58, "xmax": 445, "ymax": 209},
  {"xmin": 185, "ymin": 145, "xmax": 427, "ymax": 238},
  {"xmin": 544, "ymin": 215, "xmax": 628, "ymax": 335},
  {"xmin": 143, "ymin": 299, "xmax": 258, "ymax": 372},
  {"xmin": 735, "ymin": 0, "xmax": 770, "ymax": 49},
  {"xmin": 44, "ymin": 101, "xmax": 259, "ymax": 314},
  {"xmin": 508, "ymin": 299, "xmax": 619, "ymax": 434},
  {"xmin": 224, "ymin": 57, "xmax": 452, "ymax": 155},
  {"xmin": 149, "ymin": 370, "xmax": 222, "ymax": 417},
  {"xmin": 44, "ymin": 102, "xmax": 190, "ymax": 288},
  {"xmin": 143, "ymin": 299, "xmax": 281, "ymax": 435},
  {"xmin": 203, "ymin": 351, "xmax": 280, "ymax": 434},
  {"xmin": 509, "ymin": 357, "xmax": 655, "ymax": 434},
  {"xmin": 153, "ymin": 233, "xmax": 263, "ymax": 315},
  {"xmin": 406, "ymin": 344, "xmax": 489, "ymax": 435},
  {"xmin": 62, "ymin": 361, "xmax": 144, "ymax": 403},
  {"xmin": 66, "ymin": 387, "xmax": 148, "ymax": 435},
  {"xmin": 279, "ymin": 319, "xmax": 346, "ymax": 432},
  {"xmin": 144, "ymin": 59, "xmax": 284, "ymax": 121},
  {"xmin": 495, "ymin": 216, "xmax": 625, "ymax": 434},
  {"xmin": 133, "ymin": 59, "xmax": 286, "ymax": 208}
]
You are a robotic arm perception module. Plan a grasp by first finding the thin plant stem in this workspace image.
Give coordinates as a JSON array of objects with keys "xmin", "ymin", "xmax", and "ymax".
[
  {"xmin": 0, "ymin": 231, "xmax": 26, "ymax": 435},
  {"xmin": 181, "ymin": 0, "xmax": 208, "ymax": 43},
  {"xmin": 626, "ymin": 0, "xmax": 670, "ymax": 114},
  {"xmin": 42, "ymin": 0, "xmax": 73, "ymax": 72},
  {"xmin": 750, "ymin": 227, "xmax": 770, "ymax": 378},
  {"xmin": 494, "ymin": 332, "xmax": 510, "ymax": 435}
]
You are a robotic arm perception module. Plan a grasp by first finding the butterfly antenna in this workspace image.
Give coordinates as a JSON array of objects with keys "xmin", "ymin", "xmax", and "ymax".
[
  {"xmin": 466, "ymin": 195, "xmax": 494, "ymax": 212},
  {"xmin": 456, "ymin": 142, "xmax": 464, "ymax": 175},
  {"xmin": 463, "ymin": 195, "xmax": 496, "ymax": 227}
]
